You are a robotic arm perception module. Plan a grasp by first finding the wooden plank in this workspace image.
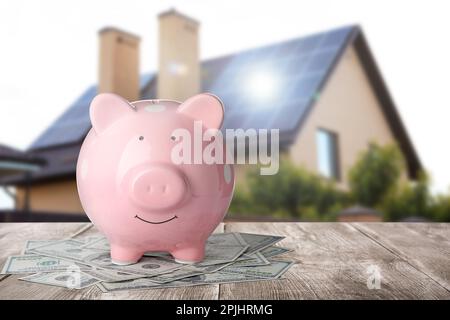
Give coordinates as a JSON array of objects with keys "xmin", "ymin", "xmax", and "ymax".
[
  {"xmin": 0, "ymin": 223, "xmax": 224, "ymax": 300},
  {"xmin": 0, "ymin": 275, "xmax": 9, "ymax": 282},
  {"xmin": 0, "ymin": 274, "xmax": 221, "ymax": 300},
  {"xmin": 0, "ymin": 223, "xmax": 89, "ymax": 265},
  {"xmin": 352, "ymin": 222, "xmax": 450, "ymax": 292},
  {"xmin": 219, "ymin": 222, "xmax": 450, "ymax": 299},
  {"xmin": 1, "ymin": 222, "xmax": 449, "ymax": 299}
]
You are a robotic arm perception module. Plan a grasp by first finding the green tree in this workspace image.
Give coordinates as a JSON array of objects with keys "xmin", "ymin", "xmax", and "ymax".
[
  {"xmin": 380, "ymin": 172, "xmax": 431, "ymax": 221},
  {"xmin": 348, "ymin": 143, "xmax": 404, "ymax": 207},
  {"xmin": 430, "ymin": 193, "xmax": 450, "ymax": 222}
]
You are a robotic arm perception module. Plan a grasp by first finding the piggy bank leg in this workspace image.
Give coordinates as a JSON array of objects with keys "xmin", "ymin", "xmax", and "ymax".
[
  {"xmin": 170, "ymin": 243, "xmax": 206, "ymax": 264},
  {"xmin": 110, "ymin": 245, "xmax": 143, "ymax": 265}
]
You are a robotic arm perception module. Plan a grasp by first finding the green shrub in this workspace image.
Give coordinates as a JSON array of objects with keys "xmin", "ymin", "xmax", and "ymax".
[
  {"xmin": 228, "ymin": 159, "xmax": 348, "ymax": 220},
  {"xmin": 228, "ymin": 143, "xmax": 450, "ymax": 222},
  {"xmin": 349, "ymin": 143, "xmax": 404, "ymax": 207},
  {"xmin": 430, "ymin": 193, "xmax": 450, "ymax": 222},
  {"xmin": 380, "ymin": 172, "xmax": 431, "ymax": 221}
]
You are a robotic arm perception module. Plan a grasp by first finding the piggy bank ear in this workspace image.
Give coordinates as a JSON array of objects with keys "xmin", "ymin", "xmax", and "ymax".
[
  {"xmin": 177, "ymin": 93, "xmax": 224, "ymax": 129},
  {"xmin": 90, "ymin": 93, "xmax": 135, "ymax": 134}
]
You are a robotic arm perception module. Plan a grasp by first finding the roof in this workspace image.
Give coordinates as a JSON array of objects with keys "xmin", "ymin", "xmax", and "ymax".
[
  {"xmin": 4, "ymin": 25, "xmax": 422, "ymax": 185},
  {"xmin": 2, "ymin": 144, "xmax": 80, "ymax": 184},
  {"xmin": 28, "ymin": 73, "xmax": 156, "ymax": 151},
  {"xmin": 0, "ymin": 144, "xmax": 43, "ymax": 164},
  {"xmin": 0, "ymin": 144, "xmax": 44, "ymax": 178}
]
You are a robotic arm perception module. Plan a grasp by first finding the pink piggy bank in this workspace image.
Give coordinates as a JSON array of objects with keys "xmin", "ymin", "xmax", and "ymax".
[{"xmin": 76, "ymin": 93, "xmax": 234, "ymax": 265}]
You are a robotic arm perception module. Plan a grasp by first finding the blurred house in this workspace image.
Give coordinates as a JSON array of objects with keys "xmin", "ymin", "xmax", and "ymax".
[
  {"xmin": 0, "ymin": 144, "xmax": 42, "ymax": 179},
  {"xmin": 0, "ymin": 144, "xmax": 42, "ymax": 207},
  {"xmin": 1, "ymin": 9, "xmax": 421, "ymax": 215}
]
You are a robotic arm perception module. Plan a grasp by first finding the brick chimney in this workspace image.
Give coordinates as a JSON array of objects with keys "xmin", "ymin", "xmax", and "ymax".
[
  {"xmin": 157, "ymin": 9, "xmax": 200, "ymax": 101},
  {"xmin": 98, "ymin": 27, "xmax": 140, "ymax": 101}
]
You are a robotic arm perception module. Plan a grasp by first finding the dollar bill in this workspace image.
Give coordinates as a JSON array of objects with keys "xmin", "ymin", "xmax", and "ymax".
[
  {"xmin": 81, "ymin": 237, "xmax": 109, "ymax": 251},
  {"xmin": 147, "ymin": 267, "xmax": 204, "ymax": 284},
  {"xmin": 81, "ymin": 266, "xmax": 145, "ymax": 283},
  {"xmin": 238, "ymin": 233, "xmax": 285, "ymax": 255},
  {"xmin": 22, "ymin": 240, "xmax": 60, "ymax": 254},
  {"xmin": 97, "ymin": 271, "xmax": 268, "ymax": 292},
  {"xmin": 260, "ymin": 246, "xmax": 293, "ymax": 258},
  {"xmin": 190, "ymin": 260, "xmax": 234, "ymax": 273},
  {"xmin": 206, "ymin": 232, "xmax": 248, "ymax": 247},
  {"xmin": 28, "ymin": 239, "xmax": 105, "ymax": 263},
  {"xmin": 81, "ymin": 236, "xmax": 104, "ymax": 245},
  {"xmin": 220, "ymin": 260, "xmax": 294, "ymax": 279},
  {"xmin": 85, "ymin": 252, "xmax": 182, "ymax": 276},
  {"xmin": 228, "ymin": 251, "xmax": 270, "ymax": 267},
  {"xmin": 97, "ymin": 277, "xmax": 171, "ymax": 292},
  {"xmin": 22, "ymin": 237, "xmax": 102, "ymax": 254},
  {"xmin": 5, "ymin": 231, "xmax": 294, "ymax": 291},
  {"xmin": 194, "ymin": 244, "xmax": 248, "ymax": 266},
  {"xmin": 19, "ymin": 271, "xmax": 99, "ymax": 289},
  {"xmin": 1, "ymin": 255, "xmax": 83, "ymax": 274}
]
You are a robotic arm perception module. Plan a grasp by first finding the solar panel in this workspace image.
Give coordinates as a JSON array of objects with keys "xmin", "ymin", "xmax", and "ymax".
[
  {"xmin": 321, "ymin": 26, "xmax": 353, "ymax": 48},
  {"xmin": 283, "ymin": 55, "xmax": 311, "ymax": 77},
  {"xmin": 139, "ymin": 73, "xmax": 154, "ymax": 89},
  {"xmin": 204, "ymin": 26, "xmax": 355, "ymax": 137},
  {"xmin": 222, "ymin": 112, "xmax": 248, "ymax": 131},
  {"xmin": 269, "ymin": 98, "xmax": 309, "ymax": 131},
  {"xmin": 140, "ymin": 73, "xmax": 156, "ymax": 100},
  {"xmin": 274, "ymin": 39, "xmax": 302, "ymax": 57},
  {"xmin": 30, "ymin": 74, "xmax": 154, "ymax": 150},
  {"xmin": 29, "ymin": 86, "xmax": 96, "ymax": 150},
  {"xmin": 282, "ymin": 73, "xmax": 323, "ymax": 102},
  {"xmin": 305, "ymin": 48, "xmax": 340, "ymax": 73},
  {"xmin": 242, "ymin": 109, "xmax": 276, "ymax": 129}
]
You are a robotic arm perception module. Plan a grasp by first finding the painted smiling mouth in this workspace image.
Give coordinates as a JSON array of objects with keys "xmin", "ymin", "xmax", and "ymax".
[{"xmin": 134, "ymin": 214, "xmax": 178, "ymax": 224}]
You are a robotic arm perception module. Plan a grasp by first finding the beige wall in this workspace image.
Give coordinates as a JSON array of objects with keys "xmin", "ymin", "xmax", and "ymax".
[
  {"xmin": 16, "ymin": 180, "xmax": 83, "ymax": 213},
  {"xmin": 99, "ymin": 28, "xmax": 140, "ymax": 101},
  {"xmin": 158, "ymin": 10, "xmax": 200, "ymax": 101},
  {"xmin": 288, "ymin": 44, "xmax": 401, "ymax": 188}
]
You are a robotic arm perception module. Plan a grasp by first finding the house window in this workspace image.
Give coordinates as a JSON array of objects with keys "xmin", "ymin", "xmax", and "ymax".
[{"xmin": 316, "ymin": 128, "xmax": 340, "ymax": 180}]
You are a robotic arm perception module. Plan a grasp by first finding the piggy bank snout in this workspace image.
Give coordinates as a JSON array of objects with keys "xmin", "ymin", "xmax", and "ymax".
[{"xmin": 130, "ymin": 166, "xmax": 187, "ymax": 211}]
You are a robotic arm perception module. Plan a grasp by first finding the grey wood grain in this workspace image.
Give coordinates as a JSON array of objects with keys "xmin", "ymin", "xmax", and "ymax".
[
  {"xmin": 219, "ymin": 222, "xmax": 450, "ymax": 299},
  {"xmin": 0, "ymin": 223, "xmax": 89, "ymax": 266},
  {"xmin": 0, "ymin": 222, "xmax": 449, "ymax": 299},
  {"xmin": 352, "ymin": 222, "xmax": 450, "ymax": 292},
  {"xmin": 0, "ymin": 274, "xmax": 221, "ymax": 300},
  {"xmin": 0, "ymin": 223, "xmax": 223, "ymax": 300}
]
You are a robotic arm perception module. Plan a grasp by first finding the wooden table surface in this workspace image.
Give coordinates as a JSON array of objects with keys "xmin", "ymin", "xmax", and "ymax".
[{"xmin": 0, "ymin": 222, "xmax": 449, "ymax": 300}]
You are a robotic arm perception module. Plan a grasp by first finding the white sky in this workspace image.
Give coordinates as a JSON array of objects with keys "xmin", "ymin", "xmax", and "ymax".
[{"xmin": 0, "ymin": 0, "xmax": 449, "ymax": 207}]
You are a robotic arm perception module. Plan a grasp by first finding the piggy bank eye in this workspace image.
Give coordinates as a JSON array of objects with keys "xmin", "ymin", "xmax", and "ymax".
[
  {"xmin": 170, "ymin": 135, "xmax": 176, "ymax": 141},
  {"xmin": 139, "ymin": 136, "xmax": 144, "ymax": 141}
]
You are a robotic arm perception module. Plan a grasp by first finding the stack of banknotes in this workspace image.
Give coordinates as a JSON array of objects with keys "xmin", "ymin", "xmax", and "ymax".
[{"xmin": 1, "ymin": 232, "xmax": 294, "ymax": 292}]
